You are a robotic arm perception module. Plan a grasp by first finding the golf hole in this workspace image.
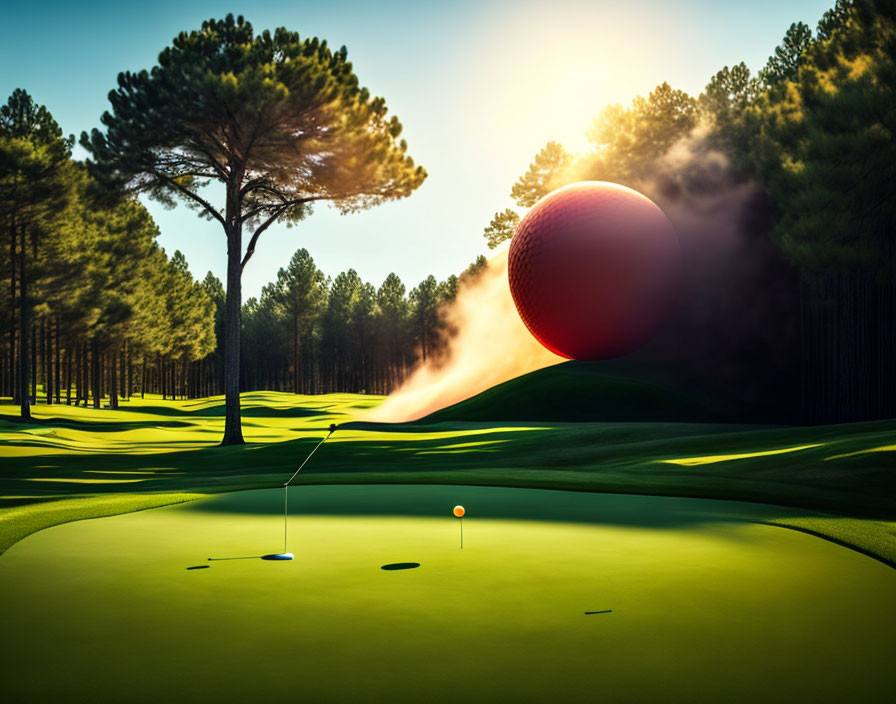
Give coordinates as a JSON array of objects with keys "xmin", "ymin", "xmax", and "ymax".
[{"xmin": 380, "ymin": 562, "xmax": 421, "ymax": 571}]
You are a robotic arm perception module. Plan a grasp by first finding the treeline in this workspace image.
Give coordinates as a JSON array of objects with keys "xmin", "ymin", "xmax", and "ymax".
[
  {"xmin": 1, "ymin": 86, "xmax": 484, "ymax": 412},
  {"xmin": 487, "ymin": 0, "xmax": 896, "ymax": 423},
  {"xmin": 1, "ymin": 90, "xmax": 216, "ymax": 417},
  {"xmin": 198, "ymin": 250, "xmax": 487, "ymax": 396}
]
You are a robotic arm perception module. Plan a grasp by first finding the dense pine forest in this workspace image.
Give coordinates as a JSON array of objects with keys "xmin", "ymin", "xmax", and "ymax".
[
  {"xmin": 0, "ymin": 87, "xmax": 482, "ymax": 408},
  {"xmin": 0, "ymin": 91, "xmax": 216, "ymax": 414},
  {"xmin": 484, "ymin": 0, "xmax": 896, "ymax": 423},
  {"xmin": 227, "ymin": 252, "xmax": 485, "ymax": 396}
]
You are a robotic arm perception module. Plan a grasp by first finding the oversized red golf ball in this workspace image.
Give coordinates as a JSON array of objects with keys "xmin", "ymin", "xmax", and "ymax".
[{"xmin": 508, "ymin": 181, "xmax": 680, "ymax": 360}]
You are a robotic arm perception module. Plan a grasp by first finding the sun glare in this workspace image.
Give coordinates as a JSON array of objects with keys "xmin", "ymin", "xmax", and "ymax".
[{"xmin": 467, "ymin": 3, "xmax": 674, "ymax": 161}]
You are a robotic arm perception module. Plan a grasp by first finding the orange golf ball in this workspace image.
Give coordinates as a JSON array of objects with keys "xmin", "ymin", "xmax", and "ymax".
[{"xmin": 453, "ymin": 505, "xmax": 465, "ymax": 518}]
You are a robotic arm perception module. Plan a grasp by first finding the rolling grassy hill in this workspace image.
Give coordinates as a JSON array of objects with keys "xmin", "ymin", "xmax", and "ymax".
[
  {"xmin": 1, "ymin": 387, "xmax": 895, "ymax": 567},
  {"xmin": 419, "ymin": 360, "xmax": 768, "ymax": 424}
]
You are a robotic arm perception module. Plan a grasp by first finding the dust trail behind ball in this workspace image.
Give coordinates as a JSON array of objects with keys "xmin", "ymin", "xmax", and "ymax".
[{"xmin": 366, "ymin": 249, "xmax": 562, "ymax": 422}]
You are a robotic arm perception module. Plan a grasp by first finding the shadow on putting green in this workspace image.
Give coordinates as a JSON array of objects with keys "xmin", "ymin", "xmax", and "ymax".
[
  {"xmin": 380, "ymin": 562, "xmax": 420, "ymax": 571},
  {"xmin": 189, "ymin": 484, "xmax": 794, "ymax": 531}
]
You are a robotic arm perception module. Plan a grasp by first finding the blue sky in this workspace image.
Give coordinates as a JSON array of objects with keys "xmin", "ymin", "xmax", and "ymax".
[{"xmin": 1, "ymin": 0, "xmax": 834, "ymax": 297}]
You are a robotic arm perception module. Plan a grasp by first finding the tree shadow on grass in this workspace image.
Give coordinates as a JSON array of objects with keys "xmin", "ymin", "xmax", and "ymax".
[
  {"xmin": 128, "ymin": 404, "xmax": 324, "ymax": 419},
  {"xmin": 0, "ymin": 415, "xmax": 195, "ymax": 432},
  {"xmin": 0, "ymin": 496, "xmax": 64, "ymax": 509},
  {"xmin": 184, "ymin": 483, "xmax": 821, "ymax": 533}
]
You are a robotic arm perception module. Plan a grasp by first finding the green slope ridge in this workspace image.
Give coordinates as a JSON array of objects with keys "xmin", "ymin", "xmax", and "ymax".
[{"xmin": 420, "ymin": 360, "xmax": 761, "ymax": 424}]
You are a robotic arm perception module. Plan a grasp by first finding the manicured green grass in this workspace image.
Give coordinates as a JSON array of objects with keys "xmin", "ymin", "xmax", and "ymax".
[
  {"xmin": 0, "ymin": 391, "xmax": 381, "ymax": 456},
  {"xmin": 2, "ymin": 388, "xmax": 895, "ymax": 700},
  {"xmin": 2, "ymin": 485, "xmax": 895, "ymax": 703},
  {"xmin": 420, "ymin": 359, "xmax": 783, "ymax": 423},
  {"xmin": 1, "ymin": 390, "xmax": 895, "ymax": 565},
  {"xmin": 0, "ymin": 492, "xmax": 204, "ymax": 555}
]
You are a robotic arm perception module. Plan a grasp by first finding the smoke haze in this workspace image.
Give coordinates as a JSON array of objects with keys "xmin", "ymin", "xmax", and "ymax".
[
  {"xmin": 369, "ymin": 124, "xmax": 799, "ymax": 424},
  {"xmin": 367, "ymin": 249, "xmax": 562, "ymax": 422},
  {"xmin": 623, "ymin": 127, "xmax": 800, "ymax": 420}
]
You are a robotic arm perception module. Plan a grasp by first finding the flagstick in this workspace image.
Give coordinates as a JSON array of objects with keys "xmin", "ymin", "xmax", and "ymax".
[
  {"xmin": 453, "ymin": 505, "xmax": 465, "ymax": 550},
  {"xmin": 281, "ymin": 426, "xmax": 336, "ymax": 556}
]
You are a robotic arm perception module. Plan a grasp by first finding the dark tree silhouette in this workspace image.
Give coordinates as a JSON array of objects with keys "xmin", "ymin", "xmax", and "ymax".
[{"xmin": 760, "ymin": 22, "xmax": 813, "ymax": 86}]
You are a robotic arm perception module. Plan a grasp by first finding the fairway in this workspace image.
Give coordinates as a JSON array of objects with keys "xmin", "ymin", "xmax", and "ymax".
[
  {"xmin": 2, "ymin": 485, "xmax": 894, "ymax": 703},
  {"xmin": 4, "ymin": 3, "xmax": 896, "ymax": 702}
]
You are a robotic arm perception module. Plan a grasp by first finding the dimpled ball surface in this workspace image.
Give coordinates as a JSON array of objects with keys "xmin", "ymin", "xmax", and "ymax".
[{"xmin": 508, "ymin": 181, "xmax": 680, "ymax": 360}]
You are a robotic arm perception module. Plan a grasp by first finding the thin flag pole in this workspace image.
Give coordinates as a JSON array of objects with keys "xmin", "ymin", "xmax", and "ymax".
[
  {"xmin": 283, "ymin": 431, "xmax": 333, "ymax": 486},
  {"xmin": 453, "ymin": 505, "xmax": 465, "ymax": 550},
  {"xmin": 281, "ymin": 425, "xmax": 336, "ymax": 554}
]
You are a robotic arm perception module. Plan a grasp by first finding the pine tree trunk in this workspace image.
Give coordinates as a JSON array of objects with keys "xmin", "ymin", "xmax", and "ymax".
[
  {"xmin": 109, "ymin": 344, "xmax": 119, "ymax": 410},
  {"xmin": 54, "ymin": 319, "xmax": 61, "ymax": 403},
  {"xmin": 74, "ymin": 341, "xmax": 81, "ymax": 406},
  {"xmin": 17, "ymin": 225, "xmax": 30, "ymax": 420},
  {"xmin": 82, "ymin": 342, "xmax": 89, "ymax": 407},
  {"xmin": 91, "ymin": 339, "xmax": 101, "ymax": 409},
  {"xmin": 119, "ymin": 345, "xmax": 126, "ymax": 402},
  {"xmin": 29, "ymin": 230, "xmax": 37, "ymax": 406},
  {"xmin": 801, "ymin": 270, "xmax": 896, "ymax": 423},
  {"xmin": 293, "ymin": 318, "xmax": 301, "ymax": 395},
  {"xmin": 9, "ymin": 221, "xmax": 17, "ymax": 404},
  {"xmin": 65, "ymin": 344, "xmax": 72, "ymax": 405},
  {"xmin": 30, "ymin": 321, "xmax": 36, "ymax": 404},
  {"xmin": 221, "ymin": 220, "xmax": 244, "ymax": 445},
  {"xmin": 43, "ymin": 322, "xmax": 51, "ymax": 405},
  {"xmin": 79, "ymin": 342, "xmax": 85, "ymax": 406}
]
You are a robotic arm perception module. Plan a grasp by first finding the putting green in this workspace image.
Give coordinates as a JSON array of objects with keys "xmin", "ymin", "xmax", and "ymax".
[{"xmin": 1, "ymin": 485, "xmax": 894, "ymax": 703}]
